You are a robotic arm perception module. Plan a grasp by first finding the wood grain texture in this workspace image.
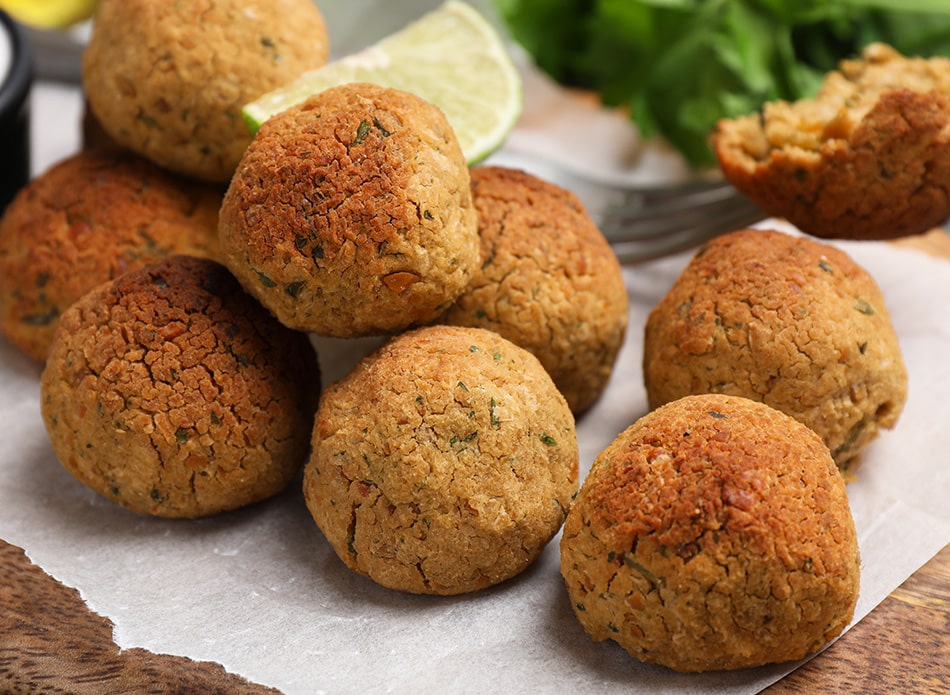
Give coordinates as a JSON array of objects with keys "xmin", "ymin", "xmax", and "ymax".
[
  {"xmin": 2, "ymin": 229, "xmax": 948, "ymax": 693},
  {"xmin": 765, "ymin": 543, "xmax": 950, "ymax": 694},
  {"xmin": 0, "ymin": 540, "xmax": 280, "ymax": 694}
]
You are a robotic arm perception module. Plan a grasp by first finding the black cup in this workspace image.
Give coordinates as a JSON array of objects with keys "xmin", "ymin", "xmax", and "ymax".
[{"xmin": 0, "ymin": 9, "xmax": 33, "ymax": 214}]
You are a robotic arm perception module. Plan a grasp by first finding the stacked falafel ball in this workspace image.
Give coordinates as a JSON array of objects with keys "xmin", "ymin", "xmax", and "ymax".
[{"xmin": 0, "ymin": 0, "xmax": 914, "ymax": 676}]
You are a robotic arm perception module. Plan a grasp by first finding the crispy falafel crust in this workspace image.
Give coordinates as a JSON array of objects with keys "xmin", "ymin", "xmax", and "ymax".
[
  {"xmin": 219, "ymin": 83, "xmax": 479, "ymax": 337},
  {"xmin": 0, "ymin": 150, "xmax": 222, "ymax": 363},
  {"xmin": 713, "ymin": 43, "xmax": 950, "ymax": 240},
  {"xmin": 560, "ymin": 394, "xmax": 860, "ymax": 672},
  {"xmin": 643, "ymin": 228, "xmax": 907, "ymax": 470},
  {"xmin": 441, "ymin": 166, "xmax": 629, "ymax": 414},
  {"xmin": 40, "ymin": 256, "xmax": 320, "ymax": 518},
  {"xmin": 304, "ymin": 325, "xmax": 578, "ymax": 595},
  {"xmin": 82, "ymin": 0, "xmax": 330, "ymax": 182}
]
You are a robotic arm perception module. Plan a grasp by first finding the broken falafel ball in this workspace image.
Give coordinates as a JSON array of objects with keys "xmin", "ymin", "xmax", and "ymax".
[
  {"xmin": 40, "ymin": 255, "xmax": 320, "ymax": 518},
  {"xmin": 713, "ymin": 43, "xmax": 950, "ymax": 240},
  {"xmin": 218, "ymin": 82, "xmax": 479, "ymax": 337}
]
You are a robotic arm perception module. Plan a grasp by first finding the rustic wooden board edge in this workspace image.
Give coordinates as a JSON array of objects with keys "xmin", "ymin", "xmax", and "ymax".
[
  {"xmin": 0, "ymin": 538, "xmax": 280, "ymax": 695},
  {"xmin": 763, "ymin": 543, "xmax": 950, "ymax": 694}
]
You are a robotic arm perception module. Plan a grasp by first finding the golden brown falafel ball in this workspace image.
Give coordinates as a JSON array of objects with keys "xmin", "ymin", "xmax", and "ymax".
[
  {"xmin": 0, "ymin": 150, "xmax": 222, "ymax": 363},
  {"xmin": 41, "ymin": 255, "xmax": 320, "ymax": 518},
  {"xmin": 219, "ymin": 82, "xmax": 479, "ymax": 337},
  {"xmin": 561, "ymin": 394, "xmax": 860, "ymax": 672},
  {"xmin": 713, "ymin": 43, "xmax": 950, "ymax": 240},
  {"xmin": 304, "ymin": 325, "xmax": 578, "ymax": 595},
  {"xmin": 82, "ymin": 0, "xmax": 330, "ymax": 183},
  {"xmin": 440, "ymin": 166, "xmax": 628, "ymax": 414},
  {"xmin": 643, "ymin": 228, "xmax": 907, "ymax": 471}
]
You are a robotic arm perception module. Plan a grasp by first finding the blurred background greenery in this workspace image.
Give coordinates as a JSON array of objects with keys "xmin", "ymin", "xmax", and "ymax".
[
  {"xmin": 8, "ymin": 0, "xmax": 950, "ymax": 168},
  {"xmin": 493, "ymin": 0, "xmax": 950, "ymax": 166}
]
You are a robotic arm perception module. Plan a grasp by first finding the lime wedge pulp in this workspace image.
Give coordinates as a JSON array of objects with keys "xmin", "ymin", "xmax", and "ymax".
[{"xmin": 242, "ymin": 0, "xmax": 523, "ymax": 165}]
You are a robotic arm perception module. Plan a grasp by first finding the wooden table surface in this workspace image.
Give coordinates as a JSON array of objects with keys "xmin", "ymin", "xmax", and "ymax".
[{"xmin": 2, "ymin": 229, "xmax": 948, "ymax": 694}]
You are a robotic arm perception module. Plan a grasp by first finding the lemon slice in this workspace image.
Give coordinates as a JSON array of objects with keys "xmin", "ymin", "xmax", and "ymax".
[
  {"xmin": 1, "ymin": 0, "xmax": 99, "ymax": 28},
  {"xmin": 242, "ymin": 0, "xmax": 522, "ymax": 165}
]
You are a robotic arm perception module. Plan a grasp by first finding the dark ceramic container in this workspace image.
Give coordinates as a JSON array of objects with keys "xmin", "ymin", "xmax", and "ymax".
[{"xmin": 0, "ymin": 9, "xmax": 32, "ymax": 213}]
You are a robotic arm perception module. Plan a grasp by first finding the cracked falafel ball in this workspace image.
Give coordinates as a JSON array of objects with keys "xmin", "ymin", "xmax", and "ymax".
[
  {"xmin": 82, "ymin": 0, "xmax": 330, "ymax": 183},
  {"xmin": 40, "ymin": 255, "xmax": 320, "ymax": 518},
  {"xmin": 0, "ymin": 150, "xmax": 222, "ymax": 363},
  {"xmin": 560, "ymin": 393, "xmax": 860, "ymax": 672},
  {"xmin": 304, "ymin": 324, "xmax": 578, "ymax": 595},
  {"xmin": 643, "ymin": 228, "xmax": 907, "ymax": 471},
  {"xmin": 218, "ymin": 82, "xmax": 479, "ymax": 337},
  {"xmin": 440, "ymin": 166, "xmax": 629, "ymax": 414},
  {"xmin": 713, "ymin": 43, "xmax": 950, "ymax": 240}
]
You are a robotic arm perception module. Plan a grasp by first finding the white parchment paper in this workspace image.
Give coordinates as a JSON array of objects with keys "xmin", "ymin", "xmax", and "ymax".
[{"xmin": 5, "ymin": 7, "xmax": 950, "ymax": 692}]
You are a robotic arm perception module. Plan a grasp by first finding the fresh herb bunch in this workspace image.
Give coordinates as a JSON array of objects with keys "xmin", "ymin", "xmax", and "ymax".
[{"xmin": 494, "ymin": 0, "xmax": 950, "ymax": 167}]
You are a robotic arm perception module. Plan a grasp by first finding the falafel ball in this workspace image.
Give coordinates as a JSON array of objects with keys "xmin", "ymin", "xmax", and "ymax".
[
  {"xmin": 304, "ymin": 325, "xmax": 578, "ymax": 595},
  {"xmin": 0, "ymin": 150, "xmax": 222, "ymax": 363},
  {"xmin": 82, "ymin": 0, "xmax": 330, "ymax": 183},
  {"xmin": 41, "ymin": 255, "xmax": 320, "ymax": 518},
  {"xmin": 441, "ymin": 166, "xmax": 628, "ymax": 414},
  {"xmin": 219, "ymin": 82, "xmax": 479, "ymax": 337},
  {"xmin": 713, "ymin": 43, "xmax": 950, "ymax": 240},
  {"xmin": 560, "ymin": 394, "xmax": 860, "ymax": 672},
  {"xmin": 643, "ymin": 228, "xmax": 907, "ymax": 471}
]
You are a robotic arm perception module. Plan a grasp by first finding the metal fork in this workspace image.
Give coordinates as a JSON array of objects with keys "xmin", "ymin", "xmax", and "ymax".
[{"xmin": 486, "ymin": 151, "xmax": 766, "ymax": 263}]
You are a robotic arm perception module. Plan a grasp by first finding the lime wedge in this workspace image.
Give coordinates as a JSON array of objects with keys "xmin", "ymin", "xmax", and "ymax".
[{"xmin": 242, "ymin": 0, "xmax": 522, "ymax": 165}]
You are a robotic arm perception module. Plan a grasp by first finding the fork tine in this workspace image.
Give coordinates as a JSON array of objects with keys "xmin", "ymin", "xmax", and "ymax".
[
  {"xmin": 598, "ymin": 192, "xmax": 764, "ymax": 243},
  {"xmin": 601, "ymin": 179, "xmax": 739, "ymax": 209},
  {"xmin": 607, "ymin": 201, "xmax": 766, "ymax": 263},
  {"xmin": 602, "ymin": 183, "xmax": 750, "ymax": 225},
  {"xmin": 574, "ymin": 176, "xmax": 766, "ymax": 261},
  {"xmin": 599, "ymin": 191, "xmax": 765, "ymax": 239}
]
